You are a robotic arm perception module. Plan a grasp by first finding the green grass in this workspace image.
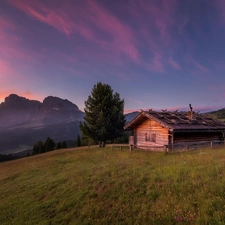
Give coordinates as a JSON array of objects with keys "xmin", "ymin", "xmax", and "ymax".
[{"xmin": 1, "ymin": 147, "xmax": 225, "ymax": 224}]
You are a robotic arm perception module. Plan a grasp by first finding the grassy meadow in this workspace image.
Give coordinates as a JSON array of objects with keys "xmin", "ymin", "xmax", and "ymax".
[{"xmin": 1, "ymin": 146, "xmax": 225, "ymax": 224}]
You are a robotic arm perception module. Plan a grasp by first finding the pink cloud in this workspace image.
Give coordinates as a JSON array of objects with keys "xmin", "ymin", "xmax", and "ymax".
[
  {"xmin": 8, "ymin": 0, "xmax": 74, "ymax": 36},
  {"xmin": 0, "ymin": 17, "xmax": 80, "ymax": 79},
  {"xmin": 0, "ymin": 59, "xmax": 44, "ymax": 101},
  {"xmin": 0, "ymin": 16, "xmax": 40, "ymax": 67},
  {"xmin": 87, "ymin": 1, "xmax": 139, "ymax": 62},
  {"xmin": 145, "ymin": 51, "xmax": 164, "ymax": 73},
  {"xmin": 0, "ymin": 60, "xmax": 13, "ymax": 76},
  {"xmin": 139, "ymin": 0, "xmax": 178, "ymax": 44},
  {"xmin": 0, "ymin": 17, "xmax": 15, "ymax": 32},
  {"xmin": 128, "ymin": 0, "xmax": 183, "ymax": 73},
  {"xmin": 185, "ymin": 56, "xmax": 209, "ymax": 77},
  {"xmin": 139, "ymin": 28, "xmax": 164, "ymax": 72},
  {"xmin": 8, "ymin": 0, "xmax": 140, "ymax": 64},
  {"xmin": 0, "ymin": 17, "xmax": 16, "ymax": 42},
  {"xmin": 1, "ymin": 44, "xmax": 37, "ymax": 63},
  {"xmin": 169, "ymin": 57, "xmax": 181, "ymax": 70},
  {"xmin": 193, "ymin": 61, "xmax": 209, "ymax": 73},
  {"xmin": 0, "ymin": 59, "xmax": 24, "ymax": 82}
]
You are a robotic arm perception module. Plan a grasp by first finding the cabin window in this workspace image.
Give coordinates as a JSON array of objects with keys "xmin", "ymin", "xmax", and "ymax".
[
  {"xmin": 145, "ymin": 132, "xmax": 156, "ymax": 142},
  {"xmin": 145, "ymin": 133, "xmax": 150, "ymax": 141},
  {"xmin": 151, "ymin": 133, "xmax": 156, "ymax": 142}
]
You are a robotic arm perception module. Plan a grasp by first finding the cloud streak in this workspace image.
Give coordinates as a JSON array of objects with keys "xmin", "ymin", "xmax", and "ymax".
[
  {"xmin": 8, "ymin": 0, "xmax": 74, "ymax": 36},
  {"xmin": 8, "ymin": 0, "xmax": 139, "ymax": 64},
  {"xmin": 8, "ymin": 0, "xmax": 187, "ymax": 74},
  {"xmin": 169, "ymin": 57, "xmax": 181, "ymax": 70}
]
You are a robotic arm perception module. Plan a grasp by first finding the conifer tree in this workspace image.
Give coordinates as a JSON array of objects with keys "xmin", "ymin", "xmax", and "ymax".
[
  {"xmin": 80, "ymin": 82, "xmax": 125, "ymax": 147},
  {"xmin": 56, "ymin": 142, "xmax": 62, "ymax": 149},
  {"xmin": 76, "ymin": 134, "xmax": 81, "ymax": 147},
  {"xmin": 44, "ymin": 137, "xmax": 55, "ymax": 152},
  {"xmin": 32, "ymin": 141, "xmax": 44, "ymax": 155},
  {"xmin": 62, "ymin": 141, "xmax": 67, "ymax": 148}
]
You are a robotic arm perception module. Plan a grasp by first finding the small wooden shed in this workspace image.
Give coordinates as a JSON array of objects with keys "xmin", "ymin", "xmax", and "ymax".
[{"xmin": 124, "ymin": 110, "xmax": 225, "ymax": 151}]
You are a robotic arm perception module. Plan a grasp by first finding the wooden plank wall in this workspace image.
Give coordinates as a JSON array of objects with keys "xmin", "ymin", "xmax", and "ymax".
[{"xmin": 134, "ymin": 119, "xmax": 169, "ymax": 146}]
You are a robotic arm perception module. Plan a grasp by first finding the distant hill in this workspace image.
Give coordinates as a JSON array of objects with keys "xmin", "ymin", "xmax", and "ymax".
[
  {"xmin": 204, "ymin": 108, "xmax": 225, "ymax": 122},
  {"xmin": 124, "ymin": 111, "xmax": 139, "ymax": 122},
  {"xmin": 0, "ymin": 94, "xmax": 84, "ymax": 154}
]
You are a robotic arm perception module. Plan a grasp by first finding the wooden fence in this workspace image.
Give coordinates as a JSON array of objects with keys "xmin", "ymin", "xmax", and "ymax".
[
  {"xmin": 164, "ymin": 140, "xmax": 225, "ymax": 152},
  {"xmin": 110, "ymin": 141, "xmax": 225, "ymax": 153}
]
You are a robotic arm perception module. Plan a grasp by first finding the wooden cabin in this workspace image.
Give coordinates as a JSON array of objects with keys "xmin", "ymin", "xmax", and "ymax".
[{"xmin": 124, "ymin": 110, "xmax": 225, "ymax": 151}]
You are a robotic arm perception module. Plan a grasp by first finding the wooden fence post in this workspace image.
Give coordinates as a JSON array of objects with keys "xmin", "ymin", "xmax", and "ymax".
[
  {"xmin": 210, "ymin": 141, "xmax": 213, "ymax": 148},
  {"xmin": 164, "ymin": 145, "xmax": 168, "ymax": 153},
  {"xmin": 129, "ymin": 145, "xmax": 133, "ymax": 153}
]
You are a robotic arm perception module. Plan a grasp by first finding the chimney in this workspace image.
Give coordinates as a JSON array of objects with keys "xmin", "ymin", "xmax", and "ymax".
[{"xmin": 187, "ymin": 104, "xmax": 194, "ymax": 120}]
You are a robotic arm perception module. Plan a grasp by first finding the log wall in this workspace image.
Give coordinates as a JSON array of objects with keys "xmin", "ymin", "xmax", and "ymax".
[
  {"xmin": 173, "ymin": 132, "xmax": 223, "ymax": 144},
  {"xmin": 134, "ymin": 119, "xmax": 169, "ymax": 147}
]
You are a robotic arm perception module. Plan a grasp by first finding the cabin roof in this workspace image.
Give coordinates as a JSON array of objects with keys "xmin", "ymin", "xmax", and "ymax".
[{"xmin": 124, "ymin": 110, "xmax": 225, "ymax": 133}]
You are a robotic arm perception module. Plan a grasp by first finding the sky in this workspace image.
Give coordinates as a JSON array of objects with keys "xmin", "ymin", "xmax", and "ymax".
[{"xmin": 1, "ymin": 0, "xmax": 225, "ymax": 113}]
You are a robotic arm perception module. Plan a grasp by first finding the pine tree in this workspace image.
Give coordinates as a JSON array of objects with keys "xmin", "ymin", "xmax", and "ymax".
[
  {"xmin": 56, "ymin": 142, "xmax": 62, "ymax": 149},
  {"xmin": 80, "ymin": 82, "xmax": 125, "ymax": 147},
  {"xmin": 32, "ymin": 141, "xmax": 44, "ymax": 155},
  {"xmin": 44, "ymin": 137, "xmax": 55, "ymax": 152},
  {"xmin": 62, "ymin": 141, "xmax": 67, "ymax": 148},
  {"xmin": 76, "ymin": 134, "xmax": 81, "ymax": 147},
  {"xmin": 32, "ymin": 143, "xmax": 38, "ymax": 155}
]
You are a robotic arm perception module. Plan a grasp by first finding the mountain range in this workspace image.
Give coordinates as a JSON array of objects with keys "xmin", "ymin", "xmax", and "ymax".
[{"xmin": 0, "ymin": 94, "xmax": 84, "ymax": 154}]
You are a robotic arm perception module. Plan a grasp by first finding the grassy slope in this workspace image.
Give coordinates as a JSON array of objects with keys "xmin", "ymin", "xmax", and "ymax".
[
  {"xmin": 205, "ymin": 108, "xmax": 225, "ymax": 122},
  {"xmin": 1, "ymin": 147, "xmax": 225, "ymax": 224}
]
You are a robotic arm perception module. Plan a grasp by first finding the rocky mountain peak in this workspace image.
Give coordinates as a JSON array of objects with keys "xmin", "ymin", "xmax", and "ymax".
[
  {"xmin": 5, "ymin": 94, "xmax": 27, "ymax": 105},
  {"xmin": 1, "ymin": 94, "xmax": 41, "ymax": 110},
  {"xmin": 43, "ymin": 96, "xmax": 79, "ymax": 111}
]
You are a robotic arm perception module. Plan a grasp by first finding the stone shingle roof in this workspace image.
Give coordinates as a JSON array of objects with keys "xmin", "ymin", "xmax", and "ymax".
[{"xmin": 124, "ymin": 110, "xmax": 225, "ymax": 132}]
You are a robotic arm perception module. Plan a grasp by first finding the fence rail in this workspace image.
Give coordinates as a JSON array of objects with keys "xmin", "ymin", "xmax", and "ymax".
[
  {"xmin": 164, "ymin": 140, "xmax": 225, "ymax": 152},
  {"xmin": 127, "ymin": 140, "xmax": 225, "ymax": 153},
  {"xmin": 110, "ymin": 141, "xmax": 225, "ymax": 153}
]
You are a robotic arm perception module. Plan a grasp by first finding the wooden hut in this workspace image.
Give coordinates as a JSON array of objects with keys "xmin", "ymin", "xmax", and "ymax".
[{"xmin": 124, "ymin": 109, "xmax": 225, "ymax": 151}]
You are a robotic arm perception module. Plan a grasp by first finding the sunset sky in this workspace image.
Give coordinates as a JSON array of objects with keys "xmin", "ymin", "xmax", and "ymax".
[{"xmin": 1, "ymin": 0, "xmax": 225, "ymax": 113}]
